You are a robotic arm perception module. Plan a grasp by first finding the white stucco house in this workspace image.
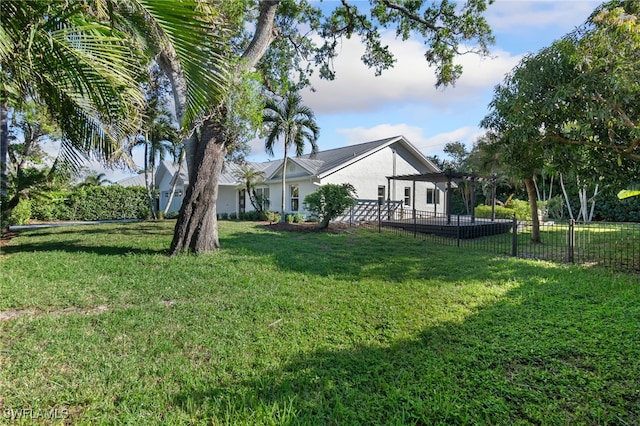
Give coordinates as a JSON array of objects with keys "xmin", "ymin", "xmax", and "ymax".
[{"xmin": 155, "ymin": 135, "xmax": 447, "ymax": 218}]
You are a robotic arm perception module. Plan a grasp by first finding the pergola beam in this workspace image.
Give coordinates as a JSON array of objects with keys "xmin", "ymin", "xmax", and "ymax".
[{"xmin": 386, "ymin": 170, "xmax": 495, "ymax": 224}]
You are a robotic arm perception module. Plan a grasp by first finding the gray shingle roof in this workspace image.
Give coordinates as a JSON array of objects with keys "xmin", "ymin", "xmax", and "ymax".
[
  {"xmin": 116, "ymin": 173, "xmax": 151, "ymax": 187},
  {"xmin": 299, "ymin": 136, "xmax": 400, "ymax": 176},
  {"xmin": 157, "ymin": 136, "xmax": 431, "ymax": 187}
]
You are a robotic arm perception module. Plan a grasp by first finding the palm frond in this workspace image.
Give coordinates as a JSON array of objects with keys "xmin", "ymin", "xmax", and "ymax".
[
  {"xmin": 135, "ymin": 0, "xmax": 230, "ymax": 128},
  {"xmin": 618, "ymin": 184, "xmax": 640, "ymax": 199}
]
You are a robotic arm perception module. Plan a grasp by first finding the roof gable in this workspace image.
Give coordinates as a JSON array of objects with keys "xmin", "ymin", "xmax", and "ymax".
[
  {"xmin": 155, "ymin": 135, "xmax": 439, "ymax": 189},
  {"xmin": 157, "ymin": 160, "xmax": 188, "ymax": 187},
  {"xmin": 304, "ymin": 135, "xmax": 440, "ymax": 178}
]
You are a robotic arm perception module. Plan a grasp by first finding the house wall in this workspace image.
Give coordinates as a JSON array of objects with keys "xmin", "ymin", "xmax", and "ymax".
[
  {"xmin": 321, "ymin": 144, "xmax": 445, "ymax": 214},
  {"xmin": 159, "ymin": 186, "xmax": 185, "ymax": 214},
  {"xmin": 260, "ymin": 178, "xmax": 317, "ymax": 216},
  {"xmin": 155, "ymin": 140, "xmax": 446, "ymax": 217},
  {"xmin": 216, "ymin": 186, "xmax": 238, "ymax": 215}
]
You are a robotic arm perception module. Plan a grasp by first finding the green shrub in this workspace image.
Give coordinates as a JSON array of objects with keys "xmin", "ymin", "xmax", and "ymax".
[
  {"xmin": 285, "ymin": 213, "xmax": 294, "ymax": 224},
  {"xmin": 507, "ymin": 199, "xmax": 531, "ymax": 220},
  {"xmin": 219, "ymin": 212, "xmax": 229, "ymax": 220},
  {"xmin": 244, "ymin": 210, "xmax": 263, "ymax": 221},
  {"xmin": 474, "ymin": 204, "xmax": 515, "ymax": 219},
  {"xmin": 303, "ymin": 183, "xmax": 357, "ymax": 229},
  {"xmin": 8, "ymin": 199, "xmax": 31, "ymax": 225},
  {"xmin": 264, "ymin": 211, "xmax": 281, "ymax": 224},
  {"xmin": 71, "ymin": 186, "xmax": 148, "ymax": 220},
  {"xmin": 27, "ymin": 186, "xmax": 148, "ymax": 221},
  {"xmin": 30, "ymin": 191, "xmax": 72, "ymax": 221},
  {"xmin": 229, "ymin": 212, "xmax": 237, "ymax": 220},
  {"xmin": 293, "ymin": 213, "xmax": 306, "ymax": 223},
  {"xmin": 546, "ymin": 195, "xmax": 565, "ymax": 220},
  {"xmin": 592, "ymin": 189, "xmax": 640, "ymax": 222}
]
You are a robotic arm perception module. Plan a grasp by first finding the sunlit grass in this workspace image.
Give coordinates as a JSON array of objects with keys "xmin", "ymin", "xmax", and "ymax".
[{"xmin": 1, "ymin": 221, "xmax": 639, "ymax": 424}]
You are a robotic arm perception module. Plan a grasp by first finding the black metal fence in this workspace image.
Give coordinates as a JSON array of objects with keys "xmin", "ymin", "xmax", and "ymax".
[{"xmin": 340, "ymin": 204, "xmax": 640, "ymax": 273}]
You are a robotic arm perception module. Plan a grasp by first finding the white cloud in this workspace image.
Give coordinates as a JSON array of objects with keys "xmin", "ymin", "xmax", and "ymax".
[
  {"xmin": 337, "ymin": 123, "xmax": 483, "ymax": 155},
  {"xmin": 487, "ymin": 1, "xmax": 601, "ymax": 33},
  {"xmin": 301, "ymin": 33, "xmax": 520, "ymax": 114}
]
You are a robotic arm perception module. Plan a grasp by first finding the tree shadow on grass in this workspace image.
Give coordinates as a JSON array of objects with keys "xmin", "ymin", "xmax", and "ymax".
[
  {"xmin": 0, "ymin": 240, "xmax": 167, "ymax": 256},
  {"xmin": 222, "ymin": 227, "xmax": 515, "ymax": 282},
  {"xmin": 1, "ymin": 223, "xmax": 171, "ymax": 256},
  {"xmin": 172, "ymin": 261, "xmax": 640, "ymax": 424}
]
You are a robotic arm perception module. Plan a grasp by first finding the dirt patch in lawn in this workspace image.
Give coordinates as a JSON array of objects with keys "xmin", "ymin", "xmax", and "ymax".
[
  {"xmin": 263, "ymin": 221, "xmax": 352, "ymax": 234},
  {"xmin": 0, "ymin": 305, "xmax": 111, "ymax": 322},
  {"xmin": 0, "ymin": 231, "xmax": 18, "ymax": 247}
]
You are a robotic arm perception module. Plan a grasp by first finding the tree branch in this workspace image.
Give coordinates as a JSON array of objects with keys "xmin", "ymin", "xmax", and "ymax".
[
  {"xmin": 546, "ymin": 133, "xmax": 640, "ymax": 161},
  {"xmin": 241, "ymin": 0, "xmax": 280, "ymax": 69},
  {"xmin": 380, "ymin": 0, "xmax": 440, "ymax": 32}
]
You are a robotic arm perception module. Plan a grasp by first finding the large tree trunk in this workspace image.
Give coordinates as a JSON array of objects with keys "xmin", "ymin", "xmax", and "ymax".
[
  {"xmin": 170, "ymin": 118, "xmax": 226, "ymax": 254},
  {"xmin": 0, "ymin": 99, "xmax": 9, "ymax": 229},
  {"xmin": 163, "ymin": 1, "xmax": 280, "ymax": 254},
  {"xmin": 524, "ymin": 176, "xmax": 541, "ymax": 244}
]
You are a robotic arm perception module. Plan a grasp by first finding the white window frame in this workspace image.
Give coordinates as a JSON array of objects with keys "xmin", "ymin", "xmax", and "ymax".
[{"xmin": 290, "ymin": 184, "xmax": 299, "ymax": 211}]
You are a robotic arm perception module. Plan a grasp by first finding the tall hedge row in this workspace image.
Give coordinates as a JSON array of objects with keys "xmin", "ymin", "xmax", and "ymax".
[{"xmin": 29, "ymin": 186, "xmax": 150, "ymax": 222}]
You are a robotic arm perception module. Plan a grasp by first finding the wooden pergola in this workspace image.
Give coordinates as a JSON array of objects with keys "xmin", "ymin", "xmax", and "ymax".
[{"xmin": 386, "ymin": 170, "xmax": 497, "ymax": 224}]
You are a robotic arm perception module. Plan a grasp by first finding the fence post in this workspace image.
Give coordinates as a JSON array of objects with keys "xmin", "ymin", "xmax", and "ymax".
[
  {"xmin": 456, "ymin": 214, "xmax": 461, "ymax": 247},
  {"xmin": 511, "ymin": 214, "xmax": 518, "ymax": 257},
  {"xmin": 413, "ymin": 208, "xmax": 417, "ymax": 239},
  {"xmin": 568, "ymin": 219, "xmax": 575, "ymax": 263},
  {"xmin": 378, "ymin": 202, "xmax": 381, "ymax": 233}
]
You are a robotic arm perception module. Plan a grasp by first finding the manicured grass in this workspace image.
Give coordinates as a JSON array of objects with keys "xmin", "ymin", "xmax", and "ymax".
[{"xmin": 1, "ymin": 221, "xmax": 639, "ymax": 425}]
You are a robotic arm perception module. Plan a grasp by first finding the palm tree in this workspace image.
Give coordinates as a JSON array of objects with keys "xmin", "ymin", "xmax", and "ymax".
[
  {"xmin": 77, "ymin": 172, "xmax": 112, "ymax": 188},
  {"xmin": 263, "ymin": 92, "xmax": 319, "ymax": 221},
  {"xmin": 162, "ymin": 144, "xmax": 186, "ymax": 218},
  {"xmin": 0, "ymin": 0, "xmax": 144, "ymax": 200},
  {"xmin": 233, "ymin": 164, "xmax": 266, "ymax": 212},
  {"xmin": 145, "ymin": 117, "xmax": 179, "ymax": 218},
  {"xmin": 1, "ymin": 0, "xmax": 229, "ymax": 226}
]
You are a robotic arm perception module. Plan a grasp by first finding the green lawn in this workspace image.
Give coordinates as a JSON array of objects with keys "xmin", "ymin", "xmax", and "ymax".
[{"xmin": 1, "ymin": 221, "xmax": 639, "ymax": 425}]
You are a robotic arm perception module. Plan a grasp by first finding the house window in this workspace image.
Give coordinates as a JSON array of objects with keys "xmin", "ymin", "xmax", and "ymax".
[
  {"xmin": 378, "ymin": 185, "xmax": 386, "ymax": 205},
  {"xmin": 290, "ymin": 184, "xmax": 299, "ymax": 211},
  {"xmin": 404, "ymin": 187, "xmax": 411, "ymax": 206},
  {"xmin": 255, "ymin": 187, "xmax": 270, "ymax": 210},
  {"xmin": 427, "ymin": 188, "xmax": 440, "ymax": 204}
]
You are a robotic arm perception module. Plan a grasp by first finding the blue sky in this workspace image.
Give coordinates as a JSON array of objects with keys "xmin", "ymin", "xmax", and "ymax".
[
  {"xmin": 104, "ymin": 0, "xmax": 603, "ymax": 181},
  {"xmin": 245, "ymin": 0, "xmax": 602, "ymax": 161}
]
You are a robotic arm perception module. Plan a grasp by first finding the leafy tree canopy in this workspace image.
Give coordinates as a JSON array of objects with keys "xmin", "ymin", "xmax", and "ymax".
[{"xmin": 482, "ymin": 1, "xmax": 640, "ymax": 180}]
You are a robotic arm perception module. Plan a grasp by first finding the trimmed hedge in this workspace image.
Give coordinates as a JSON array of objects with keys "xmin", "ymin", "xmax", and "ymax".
[
  {"xmin": 474, "ymin": 204, "xmax": 516, "ymax": 219},
  {"xmin": 475, "ymin": 199, "xmax": 542, "ymax": 220},
  {"xmin": 8, "ymin": 199, "xmax": 32, "ymax": 225},
  {"xmin": 30, "ymin": 186, "xmax": 149, "ymax": 222}
]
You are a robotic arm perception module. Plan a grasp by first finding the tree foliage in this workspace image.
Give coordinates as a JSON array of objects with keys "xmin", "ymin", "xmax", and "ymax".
[{"xmin": 481, "ymin": 1, "xmax": 640, "ymax": 237}]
